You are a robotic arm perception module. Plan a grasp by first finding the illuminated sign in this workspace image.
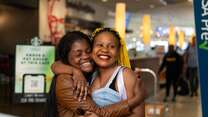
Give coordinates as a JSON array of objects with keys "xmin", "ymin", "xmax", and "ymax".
[
  {"xmin": 194, "ymin": 0, "xmax": 208, "ymax": 116},
  {"xmin": 15, "ymin": 45, "xmax": 55, "ymax": 103}
]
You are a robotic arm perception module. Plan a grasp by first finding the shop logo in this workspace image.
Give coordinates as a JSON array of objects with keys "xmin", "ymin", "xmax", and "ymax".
[
  {"xmin": 199, "ymin": 40, "xmax": 208, "ymax": 51},
  {"xmin": 199, "ymin": 0, "xmax": 208, "ymax": 51}
]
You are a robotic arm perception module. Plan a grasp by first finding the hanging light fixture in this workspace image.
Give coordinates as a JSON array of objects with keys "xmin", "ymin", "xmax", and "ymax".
[
  {"xmin": 168, "ymin": 25, "xmax": 176, "ymax": 45},
  {"xmin": 142, "ymin": 15, "xmax": 152, "ymax": 45},
  {"xmin": 178, "ymin": 31, "xmax": 185, "ymax": 48},
  {"xmin": 115, "ymin": 2, "xmax": 126, "ymax": 39},
  {"xmin": 114, "ymin": 2, "xmax": 131, "ymax": 68}
]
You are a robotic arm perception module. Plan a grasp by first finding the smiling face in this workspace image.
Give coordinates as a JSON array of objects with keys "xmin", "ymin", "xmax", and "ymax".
[
  {"xmin": 68, "ymin": 39, "xmax": 93, "ymax": 73},
  {"xmin": 92, "ymin": 32, "xmax": 120, "ymax": 68}
]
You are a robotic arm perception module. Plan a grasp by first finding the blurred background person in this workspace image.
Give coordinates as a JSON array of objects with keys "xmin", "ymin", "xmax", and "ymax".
[
  {"xmin": 185, "ymin": 36, "xmax": 199, "ymax": 97},
  {"xmin": 158, "ymin": 45, "xmax": 183, "ymax": 102}
]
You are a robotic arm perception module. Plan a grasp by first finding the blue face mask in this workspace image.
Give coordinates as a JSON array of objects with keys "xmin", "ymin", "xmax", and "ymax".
[
  {"xmin": 91, "ymin": 66, "xmax": 123, "ymax": 107},
  {"xmin": 92, "ymin": 87, "xmax": 122, "ymax": 107}
]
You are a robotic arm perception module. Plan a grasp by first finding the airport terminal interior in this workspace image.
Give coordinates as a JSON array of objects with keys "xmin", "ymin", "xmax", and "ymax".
[{"xmin": 0, "ymin": 0, "xmax": 202, "ymax": 117}]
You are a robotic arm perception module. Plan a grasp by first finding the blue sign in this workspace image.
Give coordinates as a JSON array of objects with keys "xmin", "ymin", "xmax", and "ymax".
[
  {"xmin": 194, "ymin": 0, "xmax": 208, "ymax": 116},
  {"xmin": 126, "ymin": 12, "xmax": 132, "ymax": 29}
]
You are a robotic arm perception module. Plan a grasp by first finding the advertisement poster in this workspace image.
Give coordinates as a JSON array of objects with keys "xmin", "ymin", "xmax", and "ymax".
[
  {"xmin": 15, "ymin": 45, "xmax": 55, "ymax": 103},
  {"xmin": 194, "ymin": 0, "xmax": 208, "ymax": 116},
  {"xmin": 39, "ymin": 0, "xmax": 66, "ymax": 45}
]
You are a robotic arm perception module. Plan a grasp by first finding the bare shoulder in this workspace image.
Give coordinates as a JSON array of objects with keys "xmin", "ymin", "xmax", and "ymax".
[
  {"xmin": 121, "ymin": 67, "xmax": 137, "ymax": 98},
  {"xmin": 122, "ymin": 67, "xmax": 137, "ymax": 82}
]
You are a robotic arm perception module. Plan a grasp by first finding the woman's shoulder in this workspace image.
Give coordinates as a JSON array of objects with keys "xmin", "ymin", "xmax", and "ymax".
[
  {"xmin": 121, "ymin": 66, "xmax": 135, "ymax": 76},
  {"xmin": 119, "ymin": 66, "xmax": 137, "ymax": 98},
  {"xmin": 120, "ymin": 66, "xmax": 137, "ymax": 82}
]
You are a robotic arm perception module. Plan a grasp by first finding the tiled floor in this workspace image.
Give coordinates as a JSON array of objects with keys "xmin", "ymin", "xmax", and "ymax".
[
  {"xmin": 155, "ymin": 89, "xmax": 202, "ymax": 117},
  {"xmin": 167, "ymin": 96, "xmax": 202, "ymax": 117}
]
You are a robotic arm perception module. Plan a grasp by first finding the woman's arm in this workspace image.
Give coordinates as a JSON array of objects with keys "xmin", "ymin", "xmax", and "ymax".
[
  {"xmin": 53, "ymin": 63, "xmax": 145, "ymax": 116},
  {"xmin": 51, "ymin": 61, "xmax": 73, "ymax": 75},
  {"xmin": 122, "ymin": 68, "xmax": 145, "ymax": 117},
  {"xmin": 56, "ymin": 75, "xmax": 145, "ymax": 117},
  {"xmin": 52, "ymin": 61, "xmax": 88, "ymax": 100},
  {"xmin": 56, "ymin": 74, "xmax": 132, "ymax": 117},
  {"xmin": 51, "ymin": 61, "xmax": 88, "ymax": 88}
]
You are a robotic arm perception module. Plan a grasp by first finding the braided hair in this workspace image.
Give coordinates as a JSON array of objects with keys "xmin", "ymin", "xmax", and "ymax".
[
  {"xmin": 91, "ymin": 27, "xmax": 131, "ymax": 68},
  {"xmin": 91, "ymin": 28, "xmax": 122, "ymax": 49}
]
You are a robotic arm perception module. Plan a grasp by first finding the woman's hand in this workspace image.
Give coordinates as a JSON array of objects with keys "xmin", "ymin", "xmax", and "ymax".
[
  {"xmin": 73, "ymin": 78, "xmax": 89, "ymax": 101},
  {"xmin": 73, "ymin": 68, "xmax": 88, "ymax": 101},
  {"xmin": 51, "ymin": 61, "xmax": 89, "ymax": 101}
]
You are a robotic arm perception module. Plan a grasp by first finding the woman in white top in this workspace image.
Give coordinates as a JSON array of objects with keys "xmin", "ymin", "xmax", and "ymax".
[{"xmin": 89, "ymin": 28, "xmax": 144, "ymax": 117}]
